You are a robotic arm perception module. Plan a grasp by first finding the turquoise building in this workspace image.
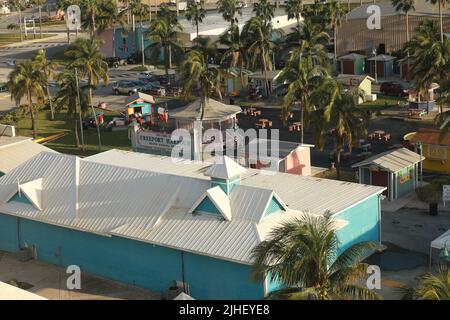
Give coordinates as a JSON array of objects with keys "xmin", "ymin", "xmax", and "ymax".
[{"xmin": 0, "ymin": 150, "xmax": 385, "ymax": 299}]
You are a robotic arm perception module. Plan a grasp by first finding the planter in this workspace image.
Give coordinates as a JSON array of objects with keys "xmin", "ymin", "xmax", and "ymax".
[{"xmin": 429, "ymin": 202, "xmax": 438, "ymax": 216}]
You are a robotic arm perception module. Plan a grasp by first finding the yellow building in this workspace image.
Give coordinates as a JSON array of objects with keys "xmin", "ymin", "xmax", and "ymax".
[
  {"xmin": 405, "ymin": 129, "xmax": 450, "ymax": 173},
  {"xmin": 336, "ymin": 74, "xmax": 375, "ymax": 104}
]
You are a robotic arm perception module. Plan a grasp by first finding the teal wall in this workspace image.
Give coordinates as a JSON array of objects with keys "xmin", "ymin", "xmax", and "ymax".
[
  {"xmin": 265, "ymin": 194, "xmax": 381, "ymax": 295},
  {"xmin": 0, "ymin": 213, "xmax": 264, "ymax": 299},
  {"xmin": 211, "ymin": 177, "xmax": 241, "ymax": 194},
  {"xmin": 9, "ymin": 192, "xmax": 32, "ymax": 205},
  {"xmin": 334, "ymin": 194, "xmax": 380, "ymax": 253},
  {"xmin": 265, "ymin": 197, "xmax": 284, "ymax": 216},
  {"xmin": 196, "ymin": 197, "xmax": 221, "ymax": 216},
  {"xmin": 396, "ymin": 166, "xmax": 414, "ymax": 198},
  {"xmin": 355, "ymin": 58, "xmax": 366, "ymax": 75}
]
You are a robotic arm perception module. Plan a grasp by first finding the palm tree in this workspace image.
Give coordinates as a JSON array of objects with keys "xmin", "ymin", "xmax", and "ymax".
[
  {"xmin": 326, "ymin": 1, "xmax": 346, "ymax": 65},
  {"xmin": 9, "ymin": 0, "xmax": 26, "ymax": 42},
  {"xmin": 79, "ymin": 0, "xmax": 105, "ymax": 40},
  {"xmin": 193, "ymin": 36, "xmax": 217, "ymax": 69},
  {"xmin": 96, "ymin": 0, "xmax": 127, "ymax": 59},
  {"xmin": 311, "ymin": 80, "xmax": 369, "ymax": 179},
  {"xmin": 7, "ymin": 61, "xmax": 45, "ymax": 138},
  {"xmin": 253, "ymin": 0, "xmax": 275, "ymax": 23},
  {"xmin": 56, "ymin": 70, "xmax": 89, "ymax": 148},
  {"xmin": 283, "ymin": 18, "xmax": 331, "ymax": 68},
  {"xmin": 405, "ymin": 265, "xmax": 450, "ymax": 300},
  {"xmin": 391, "ymin": 0, "xmax": 416, "ymax": 42},
  {"xmin": 217, "ymin": 0, "xmax": 243, "ymax": 29},
  {"xmin": 31, "ymin": 0, "xmax": 45, "ymax": 38},
  {"xmin": 251, "ymin": 212, "xmax": 381, "ymax": 300},
  {"xmin": 404, "ymin": 20, "xmax": 450, "ymax": 113},
  {"xmin": 129, "ymin": 0, "xmax": 150, "ymax": 67},
  {"xmin": 242, "ymin": 16, "xmax": 279, "ymax": 96},
  {"xmin": 218, "ymin": 24, "xmax": 248, "ymax": 82},
  {"xmin": 279, "ymin": 55, "xmax": 327, "ymax": 144},
  {"xmin": 65, "ymin": 38, "xmax": 109, "ymax": 151},
  {"xmin": 179, "ymin": 50, "xmax": 222, "ymax": 120},
  {"xmin": 285, "ymin": 0, "xmax": 304, "ymax": 28},
  {"xmin": 186, "ymin": 2, "xmax": 206, "ymax": 39},
  {"xmin": 32, "ymin": 49, "xmax": 58, "ymax": 121},
  {"xmin": 426, "ymin": 0, "xmax": 450, "ymax": 43}
]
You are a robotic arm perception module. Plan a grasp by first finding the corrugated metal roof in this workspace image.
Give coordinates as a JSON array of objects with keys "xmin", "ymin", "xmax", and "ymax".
[
  {"xmin": 337, "ymin": 53, "xmax": 366, "ymax": 61},
  {"xmin": 204, "ymin": 156, "xmax": 247, "ymax": 179},
  {"xmin": 170, "ymin": 99, "xmax": 241, "ymax": 121},
  {"xmin": 352, "ymin": 148, "xmax": 423, "ymax": 172},
  {"xmin": 0, "ymin": 282, "xmax": 47, "ymax": 300},
  {"xmin": 0, "ymin": 139, "xmax": 56, "ymax": 174},
  {"xmin": 0, "ymin": 151, "xmax": 384, "ymax": 265}
]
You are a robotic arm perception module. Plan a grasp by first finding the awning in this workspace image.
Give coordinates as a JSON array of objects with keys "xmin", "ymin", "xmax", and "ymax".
[{"xmin": 431, "ymin": 229, "xmax": 450, "ymax": 250}]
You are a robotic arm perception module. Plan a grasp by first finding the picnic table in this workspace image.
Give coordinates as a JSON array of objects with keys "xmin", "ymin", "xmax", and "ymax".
[
  {"xmin": 289, "ymin": 122, "xmax": 302, "ymax": 132},
  {"xmin": 244, "ymin": 107, "xmax": 261, "ymax": 117},
  {"xmin": 408, "ymin": 108, "xmax": 427, "ymax": 119},
  {"xmin": 255, "ymin": 118, "xmax": 273, "ymax": 129},
  {"xmin": 369, "ymin": 130, "xmax": 390, "ymax": 142}
]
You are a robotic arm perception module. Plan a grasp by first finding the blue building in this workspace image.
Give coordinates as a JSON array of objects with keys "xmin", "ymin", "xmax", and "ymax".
[{"xmin": 0, "ymin": 150, "xmax": 385, "ymax": 299}]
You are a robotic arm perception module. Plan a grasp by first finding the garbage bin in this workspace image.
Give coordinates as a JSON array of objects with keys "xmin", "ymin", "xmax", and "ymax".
[{"xmin": 429, "ymin": 202, "xmax": 438, "ymax": 216}]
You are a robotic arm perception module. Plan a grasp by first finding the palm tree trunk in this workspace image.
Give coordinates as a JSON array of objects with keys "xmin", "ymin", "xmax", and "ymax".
[
  {"xmin": 18, "ymin": 8, "xmax": 23, "ymax": 42},
  {"xmin": 39, "ymin": 6, "xmax": 43, "ymax": 38},
  {"xmin": 74, "ymin": 116, "xmax": 80, "ymax": 147},
  {"xmin": 334, "ymin": 24, "xmax": 337, "ymax": 68},
  {"xmin": 336, "ymin": 149, "xmax": 341, "ymax": 180},
  {"xmin": 46, "ymin": 85, "xmax": 54, "ymax": 120},
  {"xmin": 91, "ymin": 12, "xmax": 96, "ymax": 40},
  {"xmin": 261, "ymin": 47, "xmax": 270, "ymax": 97},
  {"xmin": 169, "ymin": 45, "xmax": 172, "ymax": 69},
  {"xmin": 89, "ymin": 86, "xmax": 102, "ymax": 151},
  {"xmin": 300, "ymin": 105, "xmax": 304, "ymax": 144},
  {"xmin": 75, "ymin": 68, "xmax": 85, "ymax": 151},
  {"xmin": 196, "ymin": 21, "xmax": 199, "ymax": 39},
  {"xmin": 140, "ymin": 19, "xmax": 145, "ymax": 67},
  {"xmin": 28, "ymin": 92, "xmax": 37, "ymax": 138},
  {"xmin": 112, "ymin": 26, "xmax": 116, "ymax": 58},
  {"xmin": 176, "ymin": 0, "xmax": 179, "ymax": 16},
  {"xmin": 164, "ymin": 46, "xmax": 169, "ymax": 77},
  {"xmin": 439, "ymin": 1, "xmax": 444, "ymax": 43}
]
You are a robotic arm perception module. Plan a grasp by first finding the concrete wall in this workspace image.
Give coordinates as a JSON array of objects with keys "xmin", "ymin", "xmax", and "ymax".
[
  {"xmin": 284, "ymin": 147, "xmax": 311, "ymax": 176},
  {"xmin": 0, "ymin": 213, "xmax": 264, "ymax": 299}
]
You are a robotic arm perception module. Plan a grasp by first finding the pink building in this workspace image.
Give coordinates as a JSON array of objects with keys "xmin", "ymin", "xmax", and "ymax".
[{"xmin": 246, "ymin": 139, "xmax": 314, "ymax": 176}]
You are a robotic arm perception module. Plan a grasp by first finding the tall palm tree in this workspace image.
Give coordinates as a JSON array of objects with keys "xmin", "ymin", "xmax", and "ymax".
[
  {"xmin": 96, "ymin": 0, "xmax": 127, "ymax": 59},
  {"xmin": 31, "ymin": 0, "xmax": 45, "ymax": 38},
  {"xmin": 186, "ymin": 2, "xmax": 206, "ymax": 39},
  {"xmin": 253, "ymin": 0, "xmax": 275, "ymax": 23},
  {"xmin": 283, "ymin": 18, "xmax": 331, "ymax": 68},
  {"xmin": 404, "ymin": 20, "xmax": 450, "ymax": 113},
  {"xmin": 32, "ymin": 49, "xmax": 58, "ymax": 121},
  {"xmin": 326, "ymin": 1, "xmax": 346, "ymax": 65},
  {"xmin": 285, "ymin": 0, "xmax": 304, "ymax": 28},
  {"xmin": 129, "ymin": 0, "xmax": 150, "ymax": 67},
  {"xmin": 279, "ymin": 55, "xmax": 327, "ymax": 144},
  {"xmin": 193, "ymin": 36, "xmax": 217, "ymax": 69},
  {"xmin": 311, "ymin": 80, "xmax": 369, "ymax": 179},
  {"xmin": 9, "ymin": 0, "xmax": 26, "ymax": 42},
  {"xmin": 7, "ymin": 61, "xmax": 45, "ymax": 138},
  {"xmin": 405, "ymin": 265, "xmax": 450, "ymax": 300},
  {"xmin": 56, "ymin": 70, "xmax": 89, "ymax": 148},
  {"xmin": 217, "ymin": 0, "xmax": 242, "ymax": 29},
  {"xmin": 65, "ymin": 38, "xmax": 109, "ymax": 152},
  {"xmin": 147, "ymin": 18, "xmax": 183, "ymax": 77},
  {"xmin": 391, "ymin": 0, "xmax": 416, "ymax": 42},
  {"xmin": 251, "ymin": 212, "xmax": 381, "ymax": 300},
  {"xmin": 242, "ymin": 16, "xmax": 279, "ymax": 96},
  {"xmin": 218, "ymin": 24, "xmax": 248, "ymax": 82},
  {"xmin": 426, "ymin": 0, "xmax": 450, "ymax": 43},
  {"xmin": 179, "ymin": 50, "xmax": 221, "ymax": 123}
]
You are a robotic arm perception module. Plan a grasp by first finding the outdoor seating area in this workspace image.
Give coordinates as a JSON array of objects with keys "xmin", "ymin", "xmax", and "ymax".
[
  {"xmin": 242, "ymin": 107, "xmax": 262, "ymax": 117},
  {"xmin": 369, "ymin": 130, "xmax": 391, "ymax": 143},
  {"xmin": 255, "ymin": 118, "xmax": 273, "ymax": 129},
  {"xmin": 288, "ymin": 122, "xmax": 302, "ymax": 132}
]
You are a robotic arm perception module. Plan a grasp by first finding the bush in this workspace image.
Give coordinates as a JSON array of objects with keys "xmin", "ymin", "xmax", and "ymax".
[
  {"xmin": 416, "ymin": 177, "xmax": 450, "ymax": 203},
  {"xmin": 129, "ymin": 66, "xmax": 148, "ymax": 71}
]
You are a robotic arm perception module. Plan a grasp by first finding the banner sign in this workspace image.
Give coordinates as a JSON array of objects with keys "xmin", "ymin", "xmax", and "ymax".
[{"xmin": 137, "ymin": 131, "xmax": 189, "ymax": 150}]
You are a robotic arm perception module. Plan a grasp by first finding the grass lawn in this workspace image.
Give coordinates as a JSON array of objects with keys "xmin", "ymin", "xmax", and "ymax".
[
  {"xmin": 0, "ymin": 33, "xmax": 56, "ymax": 45},
  {"xmin": 14, "ymin": 108, "xmax": 131, "ymax": 157},
  {"xmin": 359, "ymin": 95, "xmax": 407, "ymax": 111}
]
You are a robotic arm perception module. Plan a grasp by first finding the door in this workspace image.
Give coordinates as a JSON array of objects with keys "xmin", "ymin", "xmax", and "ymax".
[
  {"xmin": 342, "ymin": 60, "xmax": 354, "ymax": 74},
  {"xmin": 376, "ymin": 61, "xmax": 384, "ymax": 78},
  {"xmin": 371, "ymin": 170, "xmax": 388, "ymax": 196}
]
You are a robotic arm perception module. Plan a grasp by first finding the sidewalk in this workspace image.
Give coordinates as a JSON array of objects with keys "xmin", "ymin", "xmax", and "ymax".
[{"xmin": 0, "ymin": 33, "xmax": 67, "ymax": 49}]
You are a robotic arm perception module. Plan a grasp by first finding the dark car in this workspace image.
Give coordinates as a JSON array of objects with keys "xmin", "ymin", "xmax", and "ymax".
[
  {"xmin": 154, "ymin": 74, "xmax": 170, "ymax": 85},
  {"xmin": 379, "ymin": 81, "xmax": 410, "ymax": 97},
  {"xmin": 126, "ymin": 53, "xmax": 141, "ymax": 65}
]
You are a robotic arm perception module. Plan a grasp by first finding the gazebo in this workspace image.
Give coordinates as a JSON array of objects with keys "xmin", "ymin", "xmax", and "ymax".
[
  {"xmin": 169, "ymin": 98, "xmax": 242, "ymax": 132},
  {"xmin": 367, "ymin": 54, "xmax": 396, "ymax": 79}
]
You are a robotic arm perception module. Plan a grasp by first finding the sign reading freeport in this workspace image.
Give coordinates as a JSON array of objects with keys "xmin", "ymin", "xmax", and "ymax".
[{"xmin": 138, "ymin": 131, "xmax": 188, "ymax": 150}]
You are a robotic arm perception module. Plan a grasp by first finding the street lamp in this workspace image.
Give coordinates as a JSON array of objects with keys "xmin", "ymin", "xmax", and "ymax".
[{"xmin": 372, "ymin": 48, "xmax": 378, "ymax": 84}]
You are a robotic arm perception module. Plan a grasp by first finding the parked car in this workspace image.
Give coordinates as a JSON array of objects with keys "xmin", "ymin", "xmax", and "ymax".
[
  {"xmin": 112, "ymin": 80, "xmax": 142, "ymax": 96},
  {"xmin": 0, "ymin": 82, "xmax": 7, "ymax": 93},
  {"xmin": 126, "ymin": 53, "xmax": 141, "ymax": 65},
  {"xmin": 379, "ymin": 81, "xmax": 410, "ymax": 97},
  {"xmin": 134, "ymin": 80, "xmax": 166, "ymax": 96},
  {"xmin": 137, "ymin": 71, "xmax": 154, "ymax": 80},
  {"xmin": 106, "ymin": 57, "xmax": 126, "ymax": 68},
  {"xmin": 154, "ymin": 74, "xmax": 170, "ymax": 85}
]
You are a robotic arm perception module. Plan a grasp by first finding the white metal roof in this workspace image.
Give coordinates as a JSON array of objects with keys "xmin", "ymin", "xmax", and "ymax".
[
  {"xmin": 0, "ymin": 282, "xmax": 47, "ymax": 300},
  {"xmin": 337, "ymin": 53, "xmax": 366, "ymax": 61},
  {"xmin": 367, "ymin": 54, "xmax": 396, "ymax": 62},
  {"xmin": 0, "ymin": 151, "xmax": 384, "ymax": 265},
  {"xmin": 0, "ymin": 139, "xmax": 56, "ymax": 174},
  {"xmin": 170, "ymin": 99, "xmax": 241, "ymax": 121},
  {"xmin": 352, "ymin": 148, "xmax": 423, "ymax": 172},
  {"xmin": 204, "ymin": 155, "xmax": 247, "ymax": 179}
]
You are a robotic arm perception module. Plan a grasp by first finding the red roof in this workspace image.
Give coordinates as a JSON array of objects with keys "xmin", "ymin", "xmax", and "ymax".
[{"xmin": 408, "ymin": 128, "xmax": 450, "ymax": 146}]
